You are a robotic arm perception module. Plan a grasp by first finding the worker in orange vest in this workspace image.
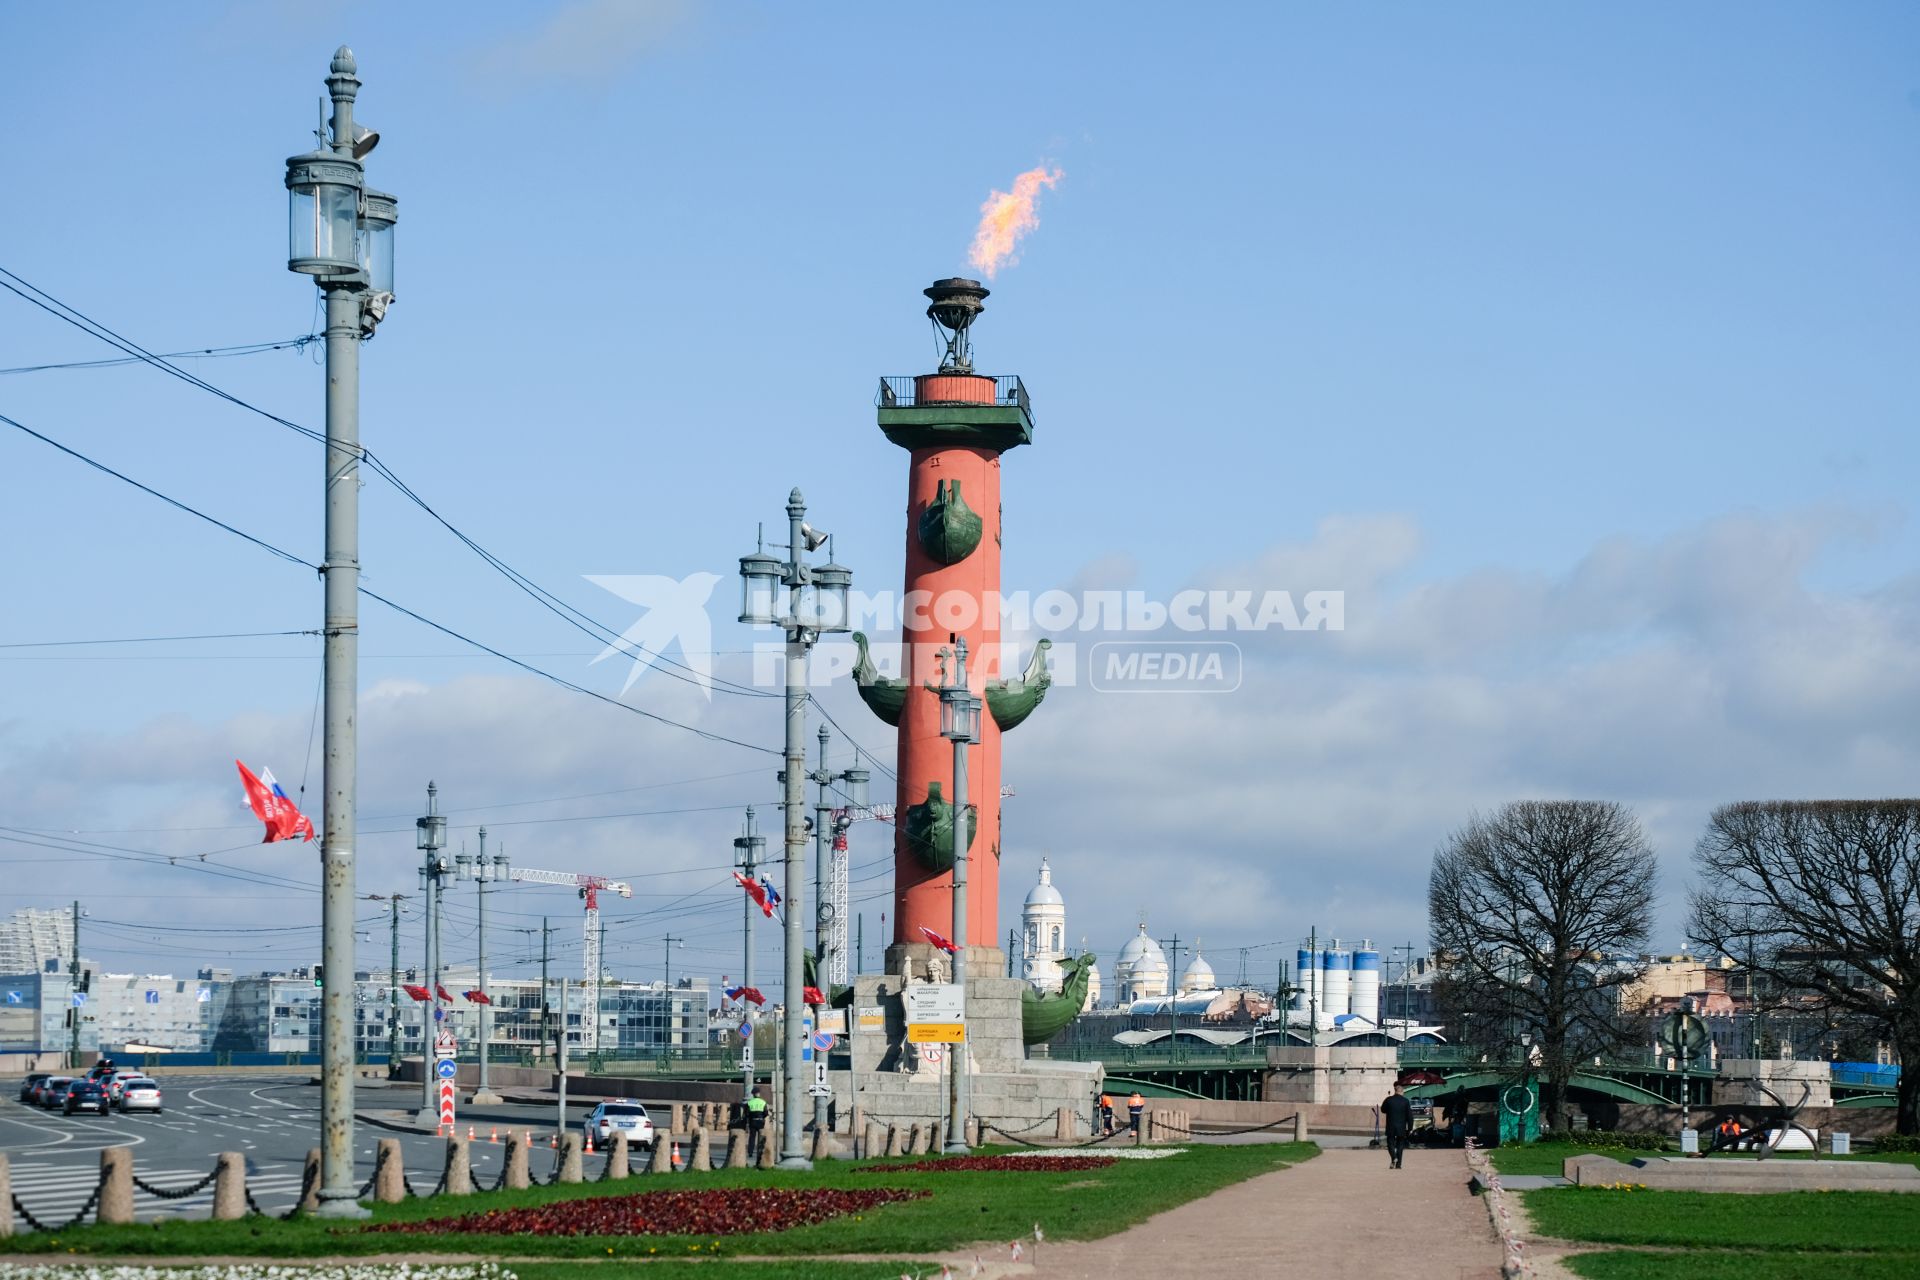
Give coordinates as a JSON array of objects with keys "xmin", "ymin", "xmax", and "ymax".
[
  {"xmin": 1127, "ymin": 1091, "xmax": 1145, "ymax": 1134},
  {"xmin": 1099, "ymin": 1092, "xmax": 1115, "ymax": 1136}
]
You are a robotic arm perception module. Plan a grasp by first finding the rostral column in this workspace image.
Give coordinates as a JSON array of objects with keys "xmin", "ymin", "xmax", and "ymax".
[{"xmin": 854, "ymin": 278, "xmax": 1051, "ymax": 971}]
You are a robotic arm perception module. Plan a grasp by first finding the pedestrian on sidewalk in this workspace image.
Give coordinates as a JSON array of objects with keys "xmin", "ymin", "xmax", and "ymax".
[
  {"xmin": 1099, "ymin": 1091, "xmax": 1115, "ymax": 1136},
  {"xmin": 1381, "ymin": 1083, "xmax": 1413, "ymax": 1169},
  {"xmin": 1127, "ymin": 1090, "xmax": 1145, "ymax": 1134}
]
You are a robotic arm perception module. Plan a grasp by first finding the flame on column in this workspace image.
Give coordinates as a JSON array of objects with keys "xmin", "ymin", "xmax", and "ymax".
[{"xmin": 967, "ymin": 166, "xmax": 1064, "ymax": 278}]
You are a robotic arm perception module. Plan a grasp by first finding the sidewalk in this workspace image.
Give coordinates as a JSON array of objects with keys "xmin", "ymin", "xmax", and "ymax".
[{"xmin": 1035, "ymin": 1145, "xmax": 1506, "ymax": 1279}]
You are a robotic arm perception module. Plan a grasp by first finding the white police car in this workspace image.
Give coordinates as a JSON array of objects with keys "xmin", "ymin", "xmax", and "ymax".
[{"xmin": 584, "ymin": 1100, "xmax": 655, "ymax": 1151}]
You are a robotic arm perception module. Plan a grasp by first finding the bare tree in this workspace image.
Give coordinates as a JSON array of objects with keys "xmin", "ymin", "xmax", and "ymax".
[
  {"xmin": 1689, "ymin": 800, "xmax": 1920, "ymax": 1135},
  {"xmin": 1428, "ymin": 800, "xmax": 1659, "ymax": 1129}
]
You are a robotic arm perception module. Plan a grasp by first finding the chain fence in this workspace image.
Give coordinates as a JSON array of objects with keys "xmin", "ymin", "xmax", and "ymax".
[
  {"xmin": 10, "ymin": 1182, "xmax": 103, "ymax": 1234},
  {"xmin": 131, "ymin": 1169, "xmax": 219, "ymax": 1202}
]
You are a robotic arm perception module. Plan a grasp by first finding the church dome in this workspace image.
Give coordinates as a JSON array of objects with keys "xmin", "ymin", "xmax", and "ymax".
[
  {"xmin": 1181, "ymin": 952, "xmax": 1216, "ymax": 991},
  {"xmin": 1116, "ymin": 926, "xmax": 1165, "ymax": 969},
  {"xmin": 1023, "ymin": 857, "xmax": 1064, "ymax": 908}
]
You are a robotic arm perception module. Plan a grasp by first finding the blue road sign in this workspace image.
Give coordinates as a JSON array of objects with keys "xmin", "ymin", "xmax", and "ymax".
[
  {"xmin": 801, "ymin": 1015, "xmax": 812, "ymax": 1062},
  {"xmin": 436, "ymin": 1058, "xmax": 457, "ymax": 1080},
  {"xmin": 812, "ymin": 1029, "xmax": 835, "ymax": 1053}
]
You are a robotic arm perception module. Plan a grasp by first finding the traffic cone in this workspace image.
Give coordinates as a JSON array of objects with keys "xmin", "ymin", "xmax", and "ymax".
[
  {"xmin": 671, "ymin": 1140, "xmax": 684, "ymax": 1172},
  {"xmin": 524, "ymin": 1129, "xmax": 534, "ymax": 1147},
  {"xmin": 489, "ymin": 1126, "xmax": 499, "ymax": 1144},
  {"xmin": 467, "ymin": 1124, "xmax": 476, "ymax": 1141},
  {"xmin": 549, "ymin": 1133, "xmax": 558, "ymax": 1149},
  {"xmin": 585, "ymin": 1133, "xmax": 595, "ymax": 1155}
]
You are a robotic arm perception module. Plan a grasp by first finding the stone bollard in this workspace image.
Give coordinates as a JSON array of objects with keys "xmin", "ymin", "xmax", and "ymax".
[
  {"xmin": 885, "ymin": 1124, "xmax": 903, "ymax": 1157},
  {"xmin": 809, "ymin": 1126, "xmax": 830, "ymax": 1161},
  {"xmin": 865, "ymin": 1122, "xmax": 885, "ymax": 1159},
  {"xmin": 756, "ymin": 1124, "xmax": 779, "ymax": 1169},
  {"xmin": 906, "ymin": 1123, "xmax": 924, "ymax": 1154},
  {"xmin": 850, "ymin": 1104, "xmax": 865, "ymax": 1147},
  {"xmin": 374, "ymin": 1139, "xmax": 405, "ymax": 1204},
  {"xmin": 1293, "ymin": 1112, "xmax": 1309, "ymax": 1144},
  {"xmin": 670, "ymin": 1103, "xmax": 688, "ymax": 1133},
  {"xmin": 299, "ymin": 1148, "xmax": 322, "ymax": 1213},
  {"xmin": 1057, "ymin": 1106, "xmax": 1074, "ymax": 1141},
  {"xmin": 689, "ymin": 1129, "xmax": 712, "ymax": 1172},
  {"xmin": 98, "ymin": 1143, "xmax": 136, "ymax": 1228},
  {"xmin": 444, "ymin": 1135, "xmax": 475, "ymax": 1195},
  {"xmin": 725, "ymin": 1130, "xmax": 750, "ymax": 1169},
  {"xmin": 606, "ymin": 1131, "xmax": 630, "ymax": 1180},
  {"xmin": 0, "ymin": 1153, "xmax": 11, "ymax": 1237},
  {"xmin": 557, "ymin": 1132, "xmax": 584, "ymax": 1184},
  {"xmin": 969, "ymin": 1116, "xmax": 985, "ymax": 1147},
  {"xmin": 649, "ymin": 1134, "xmax": 673, "ymax": 1174},
  {"xmin": 503, "ymin": 1130, "xmax": 531, "ymax": 1190}
]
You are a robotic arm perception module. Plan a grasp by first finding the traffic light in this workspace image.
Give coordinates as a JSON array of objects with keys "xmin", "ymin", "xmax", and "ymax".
[{"xmin": 313, "ymin": 965, "xmax": 324, "ymax": 988}]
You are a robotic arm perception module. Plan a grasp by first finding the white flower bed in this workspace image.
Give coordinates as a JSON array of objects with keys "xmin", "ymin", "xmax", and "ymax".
[
  {"xmin": 0, "ymin": 1266, "xmax": 516, "ymax": 1280},
  {"xmin": 1004, "ymin": 1147, "xmax": 1188, "ymax": 1160}
]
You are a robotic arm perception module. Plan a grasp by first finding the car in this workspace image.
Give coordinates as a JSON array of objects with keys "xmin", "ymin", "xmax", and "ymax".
[
  {"xmin": 37, "ymin": 1076, "xmax": 73, "ymax": 1108},
  {"xmin": 19, "ymin": 1073, "xmax": 50, "ymax": 1103},
  {"xmin": 117, "ymin": 1078, "xmax": 162, "ymax": 1114},
  {"xmin": 63, "ymin": 1080, "xmax": 109, "ymax": 1115},
  {"xmin": 105, "ymin": 1071, "xmax": 148, "ymax": 1103},
  {"xmin": 584, "ymin": 1100, "xmax": 655, "ymax": 1151}
]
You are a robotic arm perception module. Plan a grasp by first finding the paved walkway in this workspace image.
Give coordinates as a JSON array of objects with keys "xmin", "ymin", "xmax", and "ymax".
[{"xmin": 1036, "ymin": 1145, "xmax": 1506, "ymax": 1279}]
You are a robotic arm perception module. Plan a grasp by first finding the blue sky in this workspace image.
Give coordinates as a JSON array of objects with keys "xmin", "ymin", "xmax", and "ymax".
[{"xmin": 2, "ymin": 2, "xmax": 1916, "ymax": 990}]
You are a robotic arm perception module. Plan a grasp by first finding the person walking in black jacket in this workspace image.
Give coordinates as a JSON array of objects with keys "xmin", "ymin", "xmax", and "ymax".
[{"xmin": 1381, "ymin": 1084, "xmax": 1414, "ymax": 1169}]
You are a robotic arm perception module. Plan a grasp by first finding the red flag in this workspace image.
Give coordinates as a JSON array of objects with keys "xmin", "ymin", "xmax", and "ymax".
[
  {"xmin": 435, "ymin": 985, "xmax": 454, "ymax": 1002},
  {"xmin": 733, "ymin": 871, "xmax": 773, "ymax": 918},
  {"xmin": 725, "ymin": 985, "xmax": 766, "ymax": 1006},
  {"xmin": 919, "ymin": 925, "xmax": 959, "ymax": 955},
  {"xmin": 236, "ymin": 760, "xmax": 315, "ymax": 843},
  {"xmin": 401, "ymin": 985, "xmax": 431, "ymax": 1002},
  {"xmin": 462, "ymin": 989, "xmax": 492, "ymax": 1005},
  {"xmin": 803, "ymin": 986, "xmax": 826, "ymax": 1006}
]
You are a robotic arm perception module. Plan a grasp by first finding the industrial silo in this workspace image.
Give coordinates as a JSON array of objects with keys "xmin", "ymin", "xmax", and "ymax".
[
  {"xmin": 1321, "ymin": 943, "xmax": 1351, "ymax": 1017},
  {"xmin": 1351, "ymin": 942, "xmax": 1381, "ymax": 1025},
  {"xmin": 1294, "ymin": 943, "xmax": 1320, "ymax": 1014}
]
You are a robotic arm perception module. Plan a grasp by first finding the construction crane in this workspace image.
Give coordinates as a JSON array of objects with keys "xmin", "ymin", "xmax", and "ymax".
[
  {"xmin": 507, "ymin": 866, "xmax": 632, "ymax": 1053},
  {"xmin": 832, "ymin": 786, "xmax": 1016, "ymax": 983}
]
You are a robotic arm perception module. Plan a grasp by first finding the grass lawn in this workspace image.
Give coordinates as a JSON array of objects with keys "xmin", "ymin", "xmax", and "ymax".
[
  {"xmin": 1564, "ymin": 1249, "xmax": 1920, "ymax": 1279},
  {"xmin": 1491, "ymin": 1141, "xmax": 1920, "ymax": 1178},
  {"xmin": 1524, "ymin": 1185, "xmax": 1920, "ymax": 1254},
  {"xmin": 0, "ymin": 1268, "xmax": 931, "ymax": 1280},
  {"xmin": 0, "ymin": 1142, "xmax": 1313, "ymax": 1262}
]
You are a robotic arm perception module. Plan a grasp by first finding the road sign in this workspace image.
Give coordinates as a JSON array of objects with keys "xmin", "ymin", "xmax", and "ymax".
[
  {"xmin": 801, "ymin": 1015, "xmax": 813, "ymax": 1063},
  {"xmin": 921, "ymin": 1045, "xmax": 943, "ymax": 1065},
  {"xmin": 816, "ymin": 1009, "xmax": 847, "ymax": 1035},
  {"xmin": 434, "ymin": 1029, "xmax": 457, "ymax": 1056},
  {"xmin": 904, "ymin": 982, "xmax": 965, "ymax": 1044},
  {"xmin": 737, "ymin": 1020, "xmax": 753, "ymax": 1042},
  {"xmin": 435, "ymin": 1057, "xmax": 457, "ymax": 1080},
  {"xmin": 739, "ymin": 1042, "xmax": 754, "ymax": 1069},
  {"xmin": 812, "ymin": 1029, "xmax": 836, "ymax": 1053},
  {"xmin": 808, "ymin": 1059, "xmax": 831, "ymax": 1097},
  {"xmin": 856, "ymin": 1004, "xmax": 884, "ymax": 1031},
  {"xmin": 437, "ymin": 1079, "xmax": 456, "ymax": 1128}
]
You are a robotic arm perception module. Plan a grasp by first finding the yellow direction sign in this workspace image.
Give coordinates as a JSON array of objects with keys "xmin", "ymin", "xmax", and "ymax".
[{"xmin": 903, "ymin": 982, "xmax": 964, "ymax": 1044}]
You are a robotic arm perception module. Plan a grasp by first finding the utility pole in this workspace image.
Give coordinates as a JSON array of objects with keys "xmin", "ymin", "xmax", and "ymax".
[
  {"xmin": 384, "ymin": 895, "xmax": 405, "ymax": 1069},
  {"xmin": 734, "ymin": 809, "xmax": 763, "ymax": 1103},
  {"xmin": 463, "ymin": 829, "xmax": 507, "ymax": 1104},
  {"xmin": 937, "ymin": 637, "xmax": 982, "ymax": 1155},
  {"xmin": 1308, "ymin": 927, "xmax": 1318, "ymax": 1050},
  {"xmin": 663, "ymin": 934, "xmax": 685, "ymax": 1051},
  {"xmin": 540, "ymin": 917, "xmax": 552, "ymax": 1066},
  {"xmin": 281, "ymin": 47, "xmax": 396, "ymax": 1222},
  {"xmin": 414, "ymin": 782, "xmax": 449, "ymax": 1124},
  {"xmin": 1160, "ymin": 933, "xmax": 1183, "ymax": 1048},
  {"xmin": 68, "ymin": 899, "xmax": 81, "ymax": 1068},
  {"xmin": 857, "ymin": 914, "xmax": 864, "ymax": 976},
  {"xmin": 1008, "ymin": 929, "xmax": 1017, "ymax": 979}
]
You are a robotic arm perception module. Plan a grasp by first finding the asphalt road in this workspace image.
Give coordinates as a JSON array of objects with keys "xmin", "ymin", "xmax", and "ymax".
[{"xmin": 0, "ymin": 1074, "xmax": 595, "ymax": 1228}]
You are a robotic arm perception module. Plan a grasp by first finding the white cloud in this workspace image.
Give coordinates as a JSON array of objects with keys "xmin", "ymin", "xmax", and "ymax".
[{"xmin": 473, "ymin": 0, "xmax": 691, "ymax": 84}]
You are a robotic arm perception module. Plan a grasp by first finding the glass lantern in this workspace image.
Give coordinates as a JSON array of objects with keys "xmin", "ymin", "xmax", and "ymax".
[
  {"xmin": 454, "ymin": 853, "xmax": 474, "ymax": 880},
  {"xmin": 358, "ymin": 189, "xmax": 398, "ymax": 294},
  {"xmin": 941, "ymin": 687, "xmax": 982, "ymax": 743},
  {"xmin": 810, "ymin": 560, "xmax": 853, "ymax": 634},
  {"xmin": 738, "ymin": 550, "xmax": 783, "ymax": 625},
  {"xmin": 285, "ymin": 150, "xmax": 363, "ymax": 276},
  {"xmin": 416, "ymin": 810, "xmax": 447, "ymax": 853},
  {"xmin": 844, "ymin": 760, "xmax": 871, "ymax": 809},
  {"xmin": 491, "ymin": 854, "xmax": 510, "ymax": 883}
]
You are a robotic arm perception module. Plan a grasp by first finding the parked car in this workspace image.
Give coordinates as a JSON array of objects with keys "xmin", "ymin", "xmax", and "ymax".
[
  {"xmin": 19, "ymin": 1073, "xmax": 50, "ymax": 1103},
  {"xmin": 63, "ymin": 1080, "xmax": 110, "ymax": 1115},
  {"xmin": 584, "ymin": 1100, "xmax": 655, "ymax": 1151},
  {"xmin": 117, "ymin": 1078, "xmax": 162, "ymax": 1114},
  {"xmin": 37, "ymin": 1076, "xmax": 73, "ymax": 1108}
]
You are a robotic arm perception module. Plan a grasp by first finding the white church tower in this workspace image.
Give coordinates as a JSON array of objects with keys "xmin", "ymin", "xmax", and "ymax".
[{"xmin": 1022, "ymin": 857, "xmax": 1067, "ymax": 993}]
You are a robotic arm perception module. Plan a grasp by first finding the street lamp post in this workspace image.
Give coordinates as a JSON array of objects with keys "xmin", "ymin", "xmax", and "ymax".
[
  {"xmin": 739, "ymin": 488, "xmax": 853, "ymax": 1169},
  {"xmin": 458, "ymin": 832, "xmax": 509, "ymax": 1104},
  {"xmin": 414, "ymin": 783, "xmax": 450, "ymax": 1125},
  {"xmin": 734, "ymin": 807, "xmax": 766, "ymax": 1104},
  {"xmin": 938, "ymin": 637, "xmax": 982, "ymax": 1155},
  {"xmin": 663, "ymin": 934, "xmax": 685, "ymax": 1053},
  {"xmin": 285, "ymin": 44, "xmax": 396, "ymax": 1220},
  {"xmin": 807, "ymin": 724, "xmax": 869, "ymax": 1137}
]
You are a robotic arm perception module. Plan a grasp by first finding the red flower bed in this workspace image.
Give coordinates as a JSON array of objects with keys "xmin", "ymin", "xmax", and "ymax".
[
  {"xmin": 366, "ymin": 1187, "xmax": 926, "ymax": 1237},
  {"xmin": 857, "ymin": 1155, "xmax": 1116, "ymax": 1173}
]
